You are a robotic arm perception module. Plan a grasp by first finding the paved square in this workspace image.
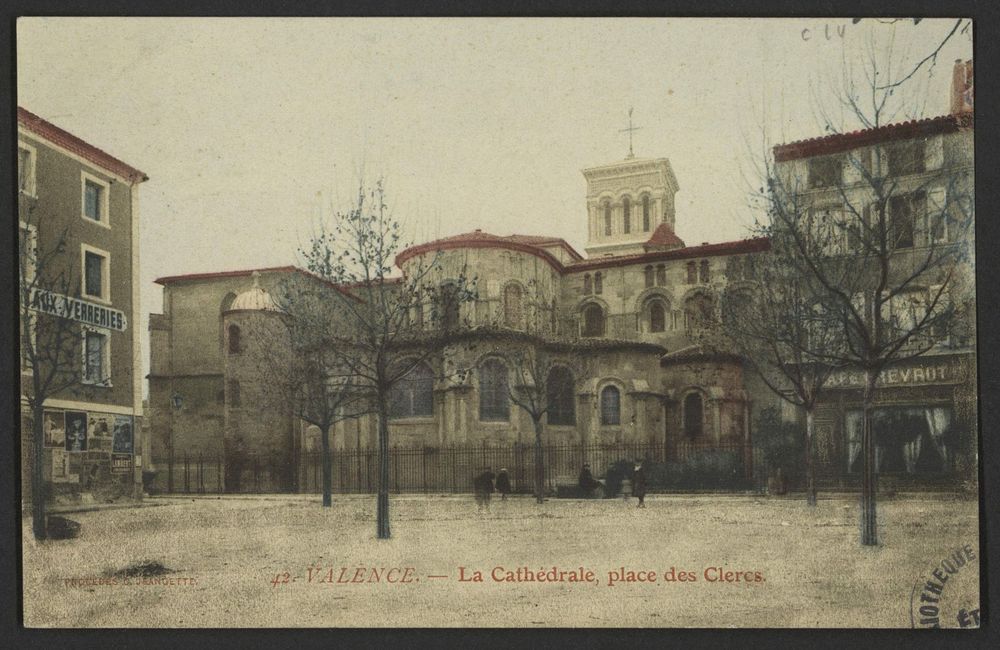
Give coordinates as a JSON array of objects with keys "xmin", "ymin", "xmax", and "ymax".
[{"xmin": 22, "ymin": 493, "xmax": 980, "ymax": 627}]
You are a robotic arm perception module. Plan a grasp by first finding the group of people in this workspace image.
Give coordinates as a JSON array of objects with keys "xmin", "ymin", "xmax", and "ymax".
[
  {"xmin": 473, "ymin": 467, "xmax": 511, "ymax": 511},
  {"xmin": 474, "ymin": 461, "xmax": 648, "ymax": 508},
  {"xmin": 579, "ymin": 461, "xmax": 646, "ymax": 506}
]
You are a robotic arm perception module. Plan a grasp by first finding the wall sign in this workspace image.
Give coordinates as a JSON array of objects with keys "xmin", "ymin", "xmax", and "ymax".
[
  {"xmin": 826, "ymin": 357, "xmax": 966, "ymax": 389},
  {"xmin": 24, "ymin": 287, "xmax": 127, "ymax": 332}
]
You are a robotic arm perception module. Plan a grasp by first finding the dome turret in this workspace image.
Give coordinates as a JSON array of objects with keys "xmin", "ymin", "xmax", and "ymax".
[{"xmin": 229, "ymin": 271, "xmax": 281, "ymax": 312}]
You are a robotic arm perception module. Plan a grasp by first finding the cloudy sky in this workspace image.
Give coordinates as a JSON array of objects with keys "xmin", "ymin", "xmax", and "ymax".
[{"xmin": 17, "ymin": 17, "xmax": 972, "ymax": 387}]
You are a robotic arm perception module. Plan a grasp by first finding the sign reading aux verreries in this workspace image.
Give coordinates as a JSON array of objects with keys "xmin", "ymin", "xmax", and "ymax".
[
  {"xmin": 826, "ymin": 356, "xmax": 968, "ymax": 389},
  {"xmin": 23, "ymin": 287, "xmax": 127, "ymax": 332}
]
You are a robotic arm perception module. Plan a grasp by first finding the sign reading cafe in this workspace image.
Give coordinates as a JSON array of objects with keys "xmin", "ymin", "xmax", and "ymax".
[
  {"xmin": 826, "ymin": 356, "xmax": 967, "ymax": 389},
  {"xmin": 23, "ymin": 287, "xmax": 127, "ymax": 332}
]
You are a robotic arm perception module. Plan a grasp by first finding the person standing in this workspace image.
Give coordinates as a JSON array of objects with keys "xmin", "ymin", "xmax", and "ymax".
[
  {"xmin": 495, "ymin": 468, "xmax": 511, "ymax": 501},
  {"xmin": 474, "ymin": 467, "xmax": 496, "ymax": 512},
  {"xmin": 633, "ymin": 462, "xmax": 647, "ymax": 508}
]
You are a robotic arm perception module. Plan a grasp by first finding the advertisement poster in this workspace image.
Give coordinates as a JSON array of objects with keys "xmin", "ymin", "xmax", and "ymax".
[
  {"xmin": 42, "ymin": 410, "xmax": 64, "ymax": 448},
  {"xmin": 17, "ymin": 16, "xmax": 983, "ymax": 632},
  {"xmin": 88, "ymin": 412, "xmax": 113, "ymax": 449},
  {"xmin": 112, "ymin": 415, "xmax": 133, "ymax": 454},
  {"xmin": 62, "ymin": 411, "xmax": 87, "ymax": 453}
]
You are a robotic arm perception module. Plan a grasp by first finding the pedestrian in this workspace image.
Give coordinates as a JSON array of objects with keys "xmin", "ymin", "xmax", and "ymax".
[
  {"xmin": 633, "ymin": 462, "xmax": 647, "ymax": 508},
  {"xmin": 495, "ymin": 468, "xmax": 511, "ymax": 501},
  {"xmin": 578, "ymin": 463, "xmax": 603, "ymax": 498},
  {"xmin": 474, "ymin": 466, "xmax": 496, "ymax": 512}
]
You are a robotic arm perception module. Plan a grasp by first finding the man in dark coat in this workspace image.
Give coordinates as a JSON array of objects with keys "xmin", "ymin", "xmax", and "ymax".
[
  {"xmin": 632, "ymin": 462, "xmax": 647, "ymax": 508},
  {"xmin": 495, "ymin": 468, "xmax": 511, "ymax": 501},
  {"xmin": 474, "ymin": 467, "xmax": 496, "ymax": 511},
  {"xmin": 578, "ymin": 463, "xmax": 602, "ymax": 497}
]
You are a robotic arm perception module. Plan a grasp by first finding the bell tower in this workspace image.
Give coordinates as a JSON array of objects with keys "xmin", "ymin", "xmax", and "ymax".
[{"xmin": 582, "ymin": 157, "xmax": 680, "ymax": 257}]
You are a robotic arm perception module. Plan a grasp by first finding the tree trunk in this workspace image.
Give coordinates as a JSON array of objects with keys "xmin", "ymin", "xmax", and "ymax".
[
  {"xmin": 376, "ymin": 398, "xmax": 391, "ymax": 539},
  {"xmin": 805, "ymin": 408, "xmax": 817, "ymax": 507},
  {"xmin": 533, "ymin": 417, "xmax": 544, "ymax": 504},
  {"xmin": 31, "ymin": 403, "xmax": 47, "ymax": 540},
  {"xmin": 860, "ymin": 369, "xmax": 879, "ymax": 546},
  {"xmin": 320, "ymin": 424, "xmax": 333, "ymax": 508}
]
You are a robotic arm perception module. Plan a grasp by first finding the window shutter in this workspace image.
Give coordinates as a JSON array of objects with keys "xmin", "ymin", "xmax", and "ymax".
[
  {"xmin": 924, "ymin": 136, "xmax": 944, "ymax": 170},
  {"xmin": 843, "ymin": 150, "xmax": 866, "ymax": 184},
  {"xmin": 926, "ymin": 186, "xmax": 948, "ymax": 244}
]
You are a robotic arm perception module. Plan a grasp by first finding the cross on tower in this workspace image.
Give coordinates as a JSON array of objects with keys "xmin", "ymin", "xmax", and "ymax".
[{"xmin": 619, "ymin": 107, "xmax": 642, "ymax": 159}]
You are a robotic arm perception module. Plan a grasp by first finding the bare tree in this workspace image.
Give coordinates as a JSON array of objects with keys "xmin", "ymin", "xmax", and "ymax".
[
  {"xmin": 246, "ymin": 276, "xmax": 366, "ymax": 507},
  {"xmin": 494, "ymin": 340, "xmax": 552, "ymax": 503},
  {"xmin": 722, "ymin": 239, "xmax": 844, "ymax": 506},
  {"xmin": 293, "ymin": 180, "xmax": 475, "ymax": 538},
  {"xmin": 756, "ymin": 40, "xmax": 974, "ymax": 545},
  {"xmin": 19, "ymin": 204, "xmax": 88, "ymax": 540}
]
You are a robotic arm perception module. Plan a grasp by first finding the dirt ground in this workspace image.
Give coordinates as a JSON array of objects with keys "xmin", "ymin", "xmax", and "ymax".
[{"xmin": 21, "ymin": 493, "xmax": 980, "ymax": 628}]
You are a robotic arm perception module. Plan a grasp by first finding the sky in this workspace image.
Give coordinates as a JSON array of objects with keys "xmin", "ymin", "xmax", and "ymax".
[{"xmin": 16, "ymin": 17, "xmax": 972, "ymax": 392}]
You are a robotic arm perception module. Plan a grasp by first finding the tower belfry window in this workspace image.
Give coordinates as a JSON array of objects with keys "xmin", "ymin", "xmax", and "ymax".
[
  {"xmin": 623, "ymin": 197, "xmax": 631, "ymax": 234},
  {"xmin": 642, "ymin": 195, "xmax": 651, "ymax": 231},
  {"xmin": 603, "ymin": 202, "xmax": 612, "ymax": 236}
]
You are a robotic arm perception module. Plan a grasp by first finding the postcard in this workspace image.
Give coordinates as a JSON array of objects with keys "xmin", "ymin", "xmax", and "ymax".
[{"xmin": 17, "ymin": 17, "xmax": 978, "ymax": 628}]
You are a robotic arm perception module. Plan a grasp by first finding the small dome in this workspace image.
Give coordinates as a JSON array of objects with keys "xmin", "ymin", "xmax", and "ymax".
[{"xmin": 229, "ymin": 271, "xmax": 281, "ymax": 312}]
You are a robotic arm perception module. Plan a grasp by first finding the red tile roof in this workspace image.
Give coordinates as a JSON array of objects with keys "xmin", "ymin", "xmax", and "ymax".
[
  {"xmin": 395, "ymin": 230, "xmax": 580, "ymax": 270},
  {"xmin": 154, "ymin": 265, "xmax": 357, "ymax": 299},
  {"xmin": 644, "ymin": 222, "xmax": 686, "ymax": 250},
  {"xmin": 773, "ymin": 113, "xmax": 973, "ymax": 162},
  {"xmin": 567, "ymin": 237, "xmax": 770, "ymax": 272},
  {"xmin": 17, "ymin": 106, "xmax": 149, "ymax": 183}
]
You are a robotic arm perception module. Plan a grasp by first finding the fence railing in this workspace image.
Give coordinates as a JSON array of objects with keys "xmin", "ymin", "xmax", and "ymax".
[{"xmin": 151, "ymin": 441, "xmax": 764, "ymax": 496}]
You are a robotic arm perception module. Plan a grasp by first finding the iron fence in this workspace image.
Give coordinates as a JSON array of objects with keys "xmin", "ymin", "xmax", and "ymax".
[{"xmin": 152, "ymin": 440, "xmax": 765, "ymax": 496}]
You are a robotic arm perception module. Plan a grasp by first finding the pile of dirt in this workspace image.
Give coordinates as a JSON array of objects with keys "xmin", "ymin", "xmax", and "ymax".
[{"xmin": 107, "ymin": 560, "xmax": 174, "ymax": 578}]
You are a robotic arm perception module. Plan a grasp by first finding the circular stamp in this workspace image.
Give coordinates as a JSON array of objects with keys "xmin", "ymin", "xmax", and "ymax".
[{"xmin": 909, "ymin": 543, "xmax": 980, "ymax": 628}]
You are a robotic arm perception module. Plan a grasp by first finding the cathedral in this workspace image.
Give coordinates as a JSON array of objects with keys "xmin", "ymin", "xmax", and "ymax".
[
  {"xmin": 148, "ymin": 96, "xmax": 977, "ymax": 493},
  {"xmin": 148, "ymin": 152, "xmax": 774, "ymax": 491}
]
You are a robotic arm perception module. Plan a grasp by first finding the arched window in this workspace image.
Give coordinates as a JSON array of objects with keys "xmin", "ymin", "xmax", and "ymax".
[
  {"xmin": 685, "ymin": 293, "xmax": 715, "ymax": 330},
  {"xmin": 583, "ymin": 274, "xmax": 592, "ymax": 295},
  {"xmin": 700, "ymin": 260, "xmax": 710, "ymax": 283},
  {"xmin": 439, "ymin": 282, "xmax": 460, "ymax": 330},
  {"xmin": 622, "ymin": 197, "xmax": 631, "ymax": 234},
  {"xmin": 656, "ymin": 264, "xmax": 666, "ymax": 286},
  {"xmin": 600, "ymin": 385, "xmax": 621, "ymax": 426},
  {"xmin": 642, "ymin": 195, "xmax": 651, "ymax": 231},
  {"xmin": 389, "ymin": 362, "xmax": 434, "ymax": 418},
  {"xmin": 414, "ymin": 300, "xmax": 424, "ymax": 329},
  {"xmin": 546, "ymin": 366, "xmax": 575, "ymax": 426},
  {"xmin": 686, "ymin": 261, "xmax": 697, "ymax": 284},
  {"xmin": 683, "ymin": 393, "xmax": 703, "ymax": 439},
  {"xmin": 603, "ymin": 202, "xmax": 612, "ymax": 236},
  {"xmin": 228, "ymin": 379, "xmax": 241, "ymax": 408},
  {"xmin": 582, "ymin": 303, "xmax": 605, "ymax": 337},
  {"xmin": 594, "ymin": 272, "xmax": 603, "ymax": 295},
  {"xmin": 648, "ymin": 300, "xmax": 666, "ymax": 333},
  {"xmin": 227, "ymin": 324, "xmax": 242, "ymax": 354},
  {"xmin": 220, "ymin": 292, "xmax": 237, "ymax": 351},
  {"xmin": 479, "ymin": 359, "xmax": 510, "ymax": 421},
  {"xmin": 503, "ymin": 284, "xmax": 523, "ymax": 329}
]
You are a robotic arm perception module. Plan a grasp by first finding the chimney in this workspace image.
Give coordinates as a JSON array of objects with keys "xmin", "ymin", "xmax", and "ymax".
[{"xmin": 951, "ymin": 59, "xmax": 974, "ymax": 114}]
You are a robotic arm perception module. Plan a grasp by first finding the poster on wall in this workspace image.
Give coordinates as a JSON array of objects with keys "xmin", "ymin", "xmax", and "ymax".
[
  {"xmin": 111, "ymin": 453, "xmax": 133, "ymax": 474},
  {"xmin": 50, "ymin": 448, "xmax": 78, "ymax": 483},
  {"xmin": 63, "ymin": 411, "xmax": 87, "ymax": 452},
  {"xmin": 112, "ymin": 415, "xmax": 134, "ymax": 454},
  {"xmin": 88, "ymin": 412, "xmax": 113, "ymax": 442},
  {"xmin": 42, "ymin": 410, "xmax": 65, "ymax": 448}
]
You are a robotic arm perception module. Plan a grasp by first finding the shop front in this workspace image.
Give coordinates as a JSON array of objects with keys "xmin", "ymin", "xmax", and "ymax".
[{"xmin": 812, "ymin": 353, "xmax": 977, "ymax": 488}]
